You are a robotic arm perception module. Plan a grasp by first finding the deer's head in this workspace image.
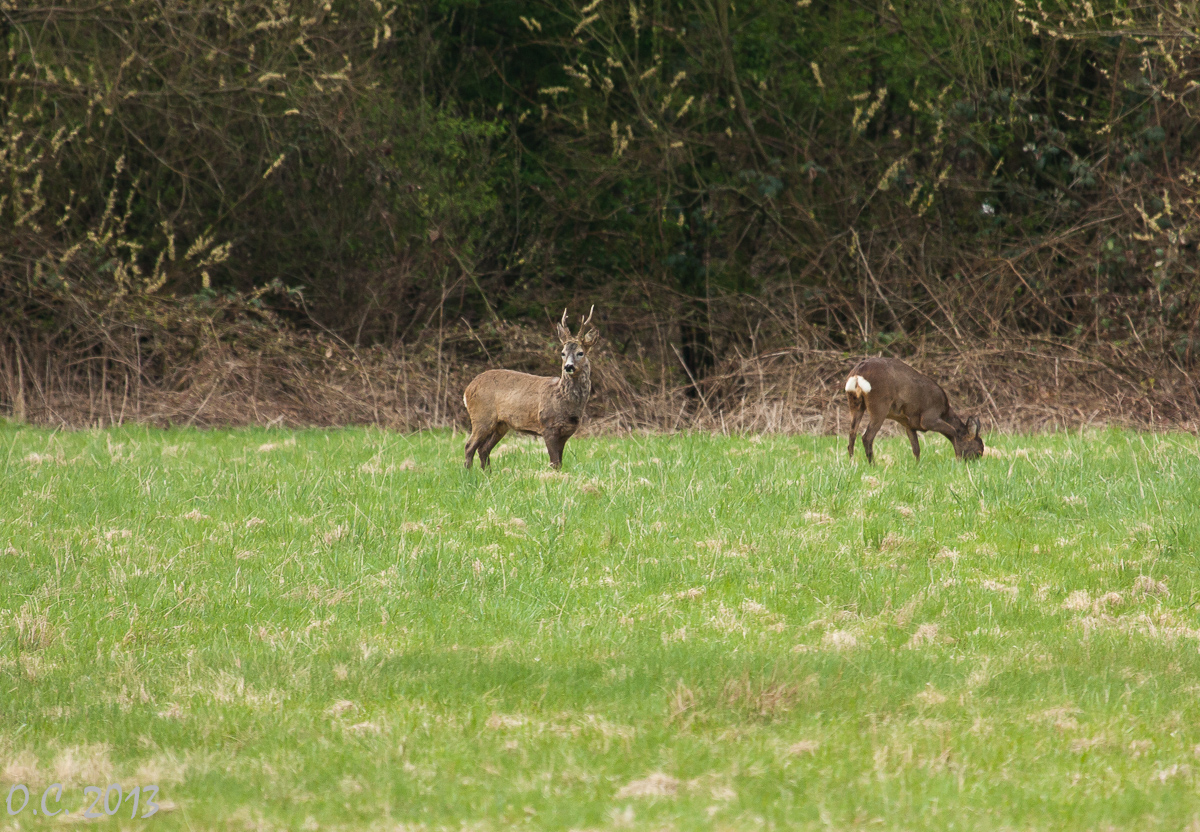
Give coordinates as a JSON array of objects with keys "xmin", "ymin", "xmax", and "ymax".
[
  {"xmin": 954, "ymin": 415, "xmax": 984, "ymax": 460},
  {"xmin": 556, "ymin": 306, "xmax": 599, "ymax": 378}
]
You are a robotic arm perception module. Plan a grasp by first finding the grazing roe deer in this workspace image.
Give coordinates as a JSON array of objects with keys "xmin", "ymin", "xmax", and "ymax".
[
  {"xmin": 845, "ymin": 357, "xmax": 983, "ymax": 463},
  {"xmin": 463, "ymin": 308, "xmax": 599, "ymax": 470}
]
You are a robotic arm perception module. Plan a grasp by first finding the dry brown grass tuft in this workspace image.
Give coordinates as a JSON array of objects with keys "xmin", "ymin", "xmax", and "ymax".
[
  {"xmin": 52, "ymin": 745, "xmax": 115, "ymax": 787},
  {"xmin": 722, "ymin": 676, "xmax": 803, "ymax": 720},
  {"xmin": 934, "ymin": 549, "xmax": 962, "ymax": 567},
  {"xmin": 615, "ymin": 772, "xmax": 679, "ymax": 799},
  {"xmin": 1133, "ymin": 575, "xmax": 1169, "ymax": 598},
  {"xmin": 905, "ymin": 623, "xmax": 940, "ymax": 649},
  {"xmin": 485, "ymin": 713, "xmax": 529, "ymax": 730},
  {"xmin": 913, "ymin": 685, "xmax": 948, "ymax": 707},
  {"xmin": 666, "ymin": 681, "xmax": 697, "ymax": 726},
  {"xmin": 256, "ymin": 438, "xmax": 296, "ymax": 453},
  {"xmin": 1128, "ymin": 739, "xmax": 1155, "ymax": 758},
  {"xmin": 134, "ymin": 753, "xmax": 189, "ymax": 785},
  {"xmin": 322, "ymin": 524, "xmax": 349, "ymax": 544},
  {"xmin": 822, "ymin": 629, "xmax": 859, "ymax": 651},
  {"xmin": 325, "ymin": 700, "xmax": 358, "ymax": 718},
  {"xmin": 13, "ymin": 607, "xmax": 58, "ymax": 651},
  {"xmin": 1062, "ymin": 590, "xmax": 1092, "ymax": 612},
  {"xmin": 1069, "ymin": 736, "xmax": 1108, "ymax": 753},
  {"xmin": 3, "ymin": 750, "xmax": 41, "ymax": 784},
  {"xmin": 1030, "ymin": 707, "xmax": 1082, "ymax": 733},
  {"xmin": 980, "ymin": 579, "xmax": 1019, "ymax": 600},
  {"xmin": 345, "ymin": 722, "xmax": 381, "ymax": 734}
]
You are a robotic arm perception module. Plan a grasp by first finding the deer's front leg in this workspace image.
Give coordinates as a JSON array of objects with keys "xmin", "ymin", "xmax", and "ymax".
[
  {"xmin": 906, "ymin": 427, "xmax": 921, "ymax": 460},
  {"xmin": 921, "ymin": 416, "xmax": 962, "ymax": 456},
  {"xmin": 544, "ymin": 432, "xmax": 568, "ymax": 469}
]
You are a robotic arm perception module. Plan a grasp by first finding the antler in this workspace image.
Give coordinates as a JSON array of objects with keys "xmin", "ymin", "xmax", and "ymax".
[
  {"xmin": 578, "ymin": 305, "xmax": 595, "ymax": 332},
  {"xmin": 557, "ymin": 305, "xmax": 595, "ymax": 338}
]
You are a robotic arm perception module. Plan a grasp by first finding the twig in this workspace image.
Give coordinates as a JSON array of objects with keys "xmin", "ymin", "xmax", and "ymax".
[{"xmin": 670, "ymin": 343, "xmax": 717, "ymax": 425}]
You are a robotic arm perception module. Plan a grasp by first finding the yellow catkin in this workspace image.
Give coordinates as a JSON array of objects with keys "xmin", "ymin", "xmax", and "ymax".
[
  {"xmin": 573, "ymin": 13, "xmax": 599, "ymax": 35},
  {"xmin": 877, "ymin": 158, "xmax": 903, "ymax": 191},
  {"xmin": 262, "ymin": 153, "xmax": 286, "ymax": 179}
]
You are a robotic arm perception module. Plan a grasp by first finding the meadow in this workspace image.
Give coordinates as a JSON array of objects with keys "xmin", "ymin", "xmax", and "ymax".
[{"xmin": 2, "ymin": 424, "xmax": 1200, "ymax": 830}]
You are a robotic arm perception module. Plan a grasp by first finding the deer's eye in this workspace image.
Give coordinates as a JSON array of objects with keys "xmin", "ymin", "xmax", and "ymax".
[{"xmin": 576, "ymin": 351, "xmax": 584, "ymax": 357}]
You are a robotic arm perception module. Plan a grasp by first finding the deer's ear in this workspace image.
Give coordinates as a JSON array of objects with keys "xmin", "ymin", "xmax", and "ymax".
[
  {"xmin": 968, "ymin": 415, "xmax": 981, "ymax": 438},
  {"xmin": 582, "ymin": 328, "xmax": 600, "ymax": 348},
  {"xmin": 556, "ymin": 324, "xmax": 571, "ymax": 343}
]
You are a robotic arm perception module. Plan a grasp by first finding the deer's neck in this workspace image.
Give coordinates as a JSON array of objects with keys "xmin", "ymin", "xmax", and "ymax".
[{"xmin": 555, "ymin": 366, "xmax": 591, "ymax": 412}]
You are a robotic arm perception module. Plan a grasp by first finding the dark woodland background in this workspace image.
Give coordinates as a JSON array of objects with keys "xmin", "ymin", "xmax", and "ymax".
[{"xmin": 2, "ymin": 0, "xmax": 1199, "ymax": 432}]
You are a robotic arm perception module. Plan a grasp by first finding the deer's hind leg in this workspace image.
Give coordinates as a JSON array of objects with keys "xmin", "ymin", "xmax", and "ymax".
[
  {"xmin": 465, "ymin": 423, "xmax": 492, "ymax": 469},
  {"xmin": 860, "ymin": 400, "xmax": 891, "ymax": 465},
  {"xmin": 477, "ymin": 425, "xmax": 509, "ymax": 470},
  {"xmin": 847, "ymin": 394, "xmax": 867, "ymax": 458}
]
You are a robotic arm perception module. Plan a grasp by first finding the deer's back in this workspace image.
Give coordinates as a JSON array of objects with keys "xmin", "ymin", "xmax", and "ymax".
[{"xmin": 851, "ymin": 357, "xmax": 949, "ymax": 413}]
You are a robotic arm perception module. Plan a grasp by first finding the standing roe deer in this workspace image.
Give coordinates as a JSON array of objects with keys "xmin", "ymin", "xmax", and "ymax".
[
  {"xmin": 463, "ymin": 308, "xmax": 599, "ymax": 470},
  {"xmin": 845, "ymin": 357, "xmax": 983, "ymax": 463}
]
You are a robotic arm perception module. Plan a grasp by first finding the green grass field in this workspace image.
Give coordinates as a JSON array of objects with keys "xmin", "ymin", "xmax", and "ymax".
[{"xmin": 3, "ymin": 424, "xmax": 1200, "ymax": 829}]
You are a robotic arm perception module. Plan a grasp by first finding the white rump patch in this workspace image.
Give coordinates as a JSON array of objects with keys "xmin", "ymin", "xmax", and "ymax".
[
  {"xmin": 463, "ymin": 393, "xmax": 468, "ymax": 408},
  {"xmin": 845, "ymin": 375, "xmax": 872, "ymax": 394}
]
